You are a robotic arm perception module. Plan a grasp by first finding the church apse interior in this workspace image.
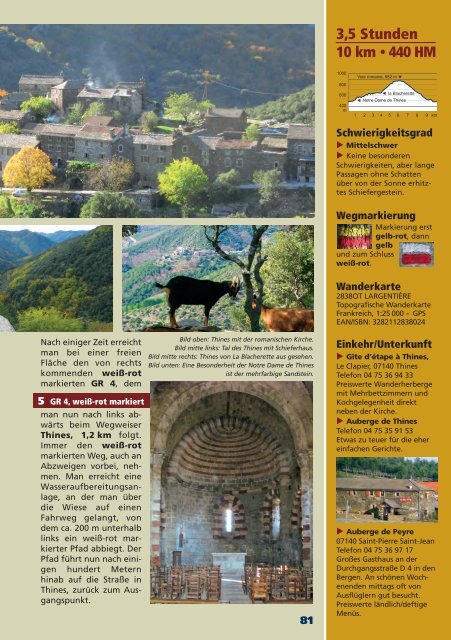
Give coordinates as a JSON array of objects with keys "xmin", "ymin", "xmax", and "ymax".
[{"xmin": 150, "ymin": 381, "xmax": 313, "ymax": 603}]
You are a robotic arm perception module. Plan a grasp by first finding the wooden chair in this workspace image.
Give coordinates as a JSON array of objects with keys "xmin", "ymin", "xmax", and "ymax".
[
  {"xmin": 207, "ymin": 568, "xmax": 221, "ymax": 601},
  {"xmin": 286, "ymin": 574, "xmax": 302, "ymax": 600},
  {"xmin": 251, "ymin": 576, "xmax": 269, "ymax": 604},
  {"xmin": 186, "ymin": 574, "xmax": 202, "ymax": 600}
]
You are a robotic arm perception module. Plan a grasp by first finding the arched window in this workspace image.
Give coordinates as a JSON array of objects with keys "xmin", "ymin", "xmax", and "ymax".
[
  {"xmin": 271, "ymin": 499, "xmax": 281, "ymax": 540},
  {"xmin": 224, "ymin": 507, "xmax": 234, "ymax": 533}
]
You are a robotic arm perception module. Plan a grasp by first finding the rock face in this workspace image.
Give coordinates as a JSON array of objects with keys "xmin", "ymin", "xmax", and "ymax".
[{"xmin": 0, "ymin": 315, "xmax": 15, "ymax": 332}]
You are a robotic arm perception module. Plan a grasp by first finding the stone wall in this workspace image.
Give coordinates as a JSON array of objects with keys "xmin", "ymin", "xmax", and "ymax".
[{"xmin": 160, "ymin": 478, "xmax": 301, "ymax": 566}]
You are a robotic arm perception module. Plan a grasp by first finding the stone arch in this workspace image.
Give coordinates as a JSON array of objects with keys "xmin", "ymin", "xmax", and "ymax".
[
  {"xmin": 150, "ymin": 381, "xmax": 313, "ymax": 455},
  {"xmin": 150, "ymin": 382, "xmax": 313, "ymax": 568}
]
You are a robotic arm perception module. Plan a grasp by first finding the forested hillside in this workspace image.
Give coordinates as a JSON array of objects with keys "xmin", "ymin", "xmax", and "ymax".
[
  {"xmin": 0, "ymin": 226, "xmax": 113, "ymax": 331},
  {"xmin": 336, "ymin": 457, "xmax": 438, "ymax": 481},
  {"xmin": 247, "ymin": 85, "xmax": 315, "ymax": 124},
  {"xmin": 1, "ymin": 25, "xmax": 315, "ymax": 108}
]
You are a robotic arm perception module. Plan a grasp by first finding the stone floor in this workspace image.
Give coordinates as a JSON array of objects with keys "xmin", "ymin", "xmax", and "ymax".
[{"xmin": 220, "ymin": 573, "xmax": 251, "ymax": 604}]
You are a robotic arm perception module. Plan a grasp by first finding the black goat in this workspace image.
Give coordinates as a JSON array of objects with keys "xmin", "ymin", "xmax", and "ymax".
[{"xmin": 155, "ymin": 275, "xmax": 241, "ymax": 328}]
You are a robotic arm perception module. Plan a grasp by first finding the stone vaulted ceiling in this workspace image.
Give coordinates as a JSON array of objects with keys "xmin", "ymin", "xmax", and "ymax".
[{"xmin": 166, "ymin": 414, "xmax": 294, "ymax": 487}]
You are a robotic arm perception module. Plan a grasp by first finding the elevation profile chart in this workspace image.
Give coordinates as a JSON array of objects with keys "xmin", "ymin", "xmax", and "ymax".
[{"xmin": 347, "ymin": 73, "xmax": 437, "ymax": 112}]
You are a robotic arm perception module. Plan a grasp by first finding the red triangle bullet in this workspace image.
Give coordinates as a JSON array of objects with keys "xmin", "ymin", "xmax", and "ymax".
[
  {"xmin": 337, "ymin": 353, "xmax": 343, "ymax": 359},
  {"xmin": 337, "ymin": 141, "xmax": 343, "ymax": 148},
  {"xmin": 337, "ymin": 152, "xmax": 342, "ymax": 159}
]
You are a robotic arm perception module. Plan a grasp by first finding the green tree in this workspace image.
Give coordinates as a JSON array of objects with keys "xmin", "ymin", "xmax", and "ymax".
[
  {"xmin": 0, "ymin": 122, "xmax": 20, "ymax": 134},
  {"xmin": 20, "ymin": 97, "xmax": 54, "ymax": 121},
  {"xmin": 139, "ymin": 111, "xmax": 159, "ymax": 132},
  {"xmin": 122, "ymin": 225, "xmax": 139, "ymax": 237},
  {"xmin": 261, "ymin": 226, "xmax": 314, "ymax": 308},
  {"xmin": 242, "ymin": 123, "xmax": 260, "ymax": 141},
  {"xmin": 66, "ymin": 103, "xmax": 85, "ymax": 124},
  {"xmin": 67, "ymin": 160, "xmax": 100, "ymax": 173},
  {"xmin": 158, "ymin": 158, "xmax": 208, "ymax": 213},
  {"xmin": 203, "ymin": 225, "xmax": 269, "ymax": 331},
  {"xmin": 85, "ymin": 158, "xmax": 134, "ymax": 192},
  {"xmin": 14, "ymin": 202, "xmax": 45, "ymax": 218},
  {"xmin": 0, "ymin": 195, "xmax": 15, "ymax": 218},
  {"xmin": 16, "ymin": 307, "xmax": 84, "ymax": 332},
  {"xmin": 66, "ymin": 160, "xmax": 100, "ymax": 189},
  {"xmin": 164, "ymin": 93, "xmax": 198, "ymax": 123},
  {"xmin": 80, "ymin": 192, "xmax": 141, "ymax": 218},
  {"xmin": 210, "ymin": 169, "xmax": 240, "ymax": 203},
  {"xmin": 82, "ymin": 101, "xmax": 108, "ymax": 120},
  {"xmin": 163, "ymin": 93, "xmax": 214, "ymax": 124},
  {"xmin": 247, "ymin": 86, "xmax": 315, "ymax": 125},
  {"xmin": 112, "ymin": 110, "xmax": 123, "ymax": 124},
  {"xmin": 197, "ymin": 99, "xmax": 215, "ymax": 116},
  {"xmin": 253, "ymin": 168, "xmax": 282, "ymax": 206}
]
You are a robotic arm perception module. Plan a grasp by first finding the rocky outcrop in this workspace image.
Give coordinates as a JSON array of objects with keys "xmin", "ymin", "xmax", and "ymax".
[{"xmin": 0, "ymin": 315, "xmax": 15, "ymax": 332}]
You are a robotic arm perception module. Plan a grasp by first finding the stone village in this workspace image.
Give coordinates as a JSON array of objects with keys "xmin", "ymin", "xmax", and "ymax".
[{"xmin": 0, "ymin": 74, "xmax": 315, "ymax": 196}]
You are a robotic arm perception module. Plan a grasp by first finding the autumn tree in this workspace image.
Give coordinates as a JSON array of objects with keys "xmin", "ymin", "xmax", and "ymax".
[
  {"xmin": 85, "ymin": 157, "xmax": 134, "ymax": 192},
  {"xmin": 158, "ymin": 158, "xmax": 208, "ymax": 213},
  {"xmin": 3, "ymin": 147, "xmax": 55, "ymax": 191},
  {"xmin": 203, "ymin": 225, "xmax": 269, "ymax": 331},
  {"xmin": 20, "ymin": 97, "xmax": 54, "ymax": 121}
]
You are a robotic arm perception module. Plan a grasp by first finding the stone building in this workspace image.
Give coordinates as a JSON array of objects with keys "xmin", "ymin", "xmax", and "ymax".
[
  {"xmin": 0, "ymin": 92, "xmax": 30, "ymax": 111},
  {"xmin": 74, "ymin": 124, "xmax": 132, "ymax": 163},
  {"xmin": 0, "ymin": 109, "xmax": 32, "ymax": 129},
  {"xmin": 150, "ymin": 381, "xmax": 313, "ymax": 602},
  {"xmin": 173, "ymin": 132, "xmax": 219, "ymax": 179},
  {"xmin": 77, "ymin": 84, "xmax": 143, "ymax": 119},
  {"xmin": 115, "ymin": 79, "xmax": 147, "ymax": 100},
  {"xmin": 336, "ymin": 477, "xmax": 438, "ymax": 521},
  {"xmin": 50, "ymin": 79, "xmax": 85, "ymax": 114},
  {"xmin": 0, "ymin": 133, "xmax": 39, "ymax": 179},
  {"xmin": 18, "ymin": 74, "xmax": 64, "ymax": 97},
  {"xmin": 214, "ymin": 138, "xmax": 261, "ymax": 181},
  {"xmin": 205, "ymin": 108, "xmax": 248, "ymax": 135},
  {"xmin": 173, "ymin": 132, "xmax": 288, "ymax": 183},
  {"xmin": 132, "ymin": 133, "xmax": 173, "ymax": 186},
  {"xmin": 287, "ymin": 124, "xmax": 315, "ymax": 183},
  {"xmin": 37, "ymin": 124, "xmax": 83, "ymax": 166},
  {"xmin": 82, "ymin": 115, "xmax": 115, "ymax": 127}
]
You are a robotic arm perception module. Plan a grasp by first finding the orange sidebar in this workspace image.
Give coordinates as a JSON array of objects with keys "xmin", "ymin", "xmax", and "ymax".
[{"xmin": 327, "ymin": 1, "xmax": 449, "ymax": 638}]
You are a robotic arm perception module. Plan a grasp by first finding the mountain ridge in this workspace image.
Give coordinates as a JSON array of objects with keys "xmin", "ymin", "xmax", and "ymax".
[{"xmin": 0, "ymin": 25, "xmax": 315, "ymax": 108}]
